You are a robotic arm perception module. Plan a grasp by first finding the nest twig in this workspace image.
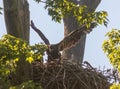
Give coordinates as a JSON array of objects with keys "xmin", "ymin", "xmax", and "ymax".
[{"xmin": 32, "ymin": 61, "xmax": 111, "ymax": 89}]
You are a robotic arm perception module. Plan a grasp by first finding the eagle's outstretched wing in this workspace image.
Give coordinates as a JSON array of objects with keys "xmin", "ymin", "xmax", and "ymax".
[
  {"xmin": 58, "ymin": 23, "xmax": 96, "ymax": 51},
  {"xmin": 31, "ymin": 20, "xmax": 50, "ymax": 45}
]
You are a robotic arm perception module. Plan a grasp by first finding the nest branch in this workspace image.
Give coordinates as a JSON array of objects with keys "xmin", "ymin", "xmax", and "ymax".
[{"xmin": 32, "ymin": 61, "xmax": 112, "ymax": 89}]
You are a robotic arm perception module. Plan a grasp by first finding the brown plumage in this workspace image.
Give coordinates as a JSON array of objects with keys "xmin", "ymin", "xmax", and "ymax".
[
  {"xmin": 58, "ymin": 23, "xmax": 95, "ymax": 51},
  {"xmin": 31, "ymin": 20, "xmax": 96, "ymax": 61}
]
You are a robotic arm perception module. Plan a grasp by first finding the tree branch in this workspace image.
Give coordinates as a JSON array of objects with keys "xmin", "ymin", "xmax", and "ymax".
[{"xmin": 31, "ymin": 20, "xmax": 50, "ymax": 45}]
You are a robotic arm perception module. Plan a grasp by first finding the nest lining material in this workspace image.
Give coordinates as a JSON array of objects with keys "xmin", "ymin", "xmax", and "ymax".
[{"xmin": 32, "ymin": 61, "xmax": 110, "ymax": 89}]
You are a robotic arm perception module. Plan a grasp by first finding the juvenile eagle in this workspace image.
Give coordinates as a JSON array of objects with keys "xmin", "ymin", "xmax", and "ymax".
[{"xmin": 31, "ymin": 20, "xmax": 96, "ymax": 62}]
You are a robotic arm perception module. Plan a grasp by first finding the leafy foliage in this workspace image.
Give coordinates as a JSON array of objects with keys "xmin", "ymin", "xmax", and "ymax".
[
  {"xmin": 102, "ymin": 29, "xmax": 120, "ymax": 89},
  {"xmin": 10, "ymin": 80, "xmax": 42, "ymax": 89},
  {"xmin": 0, "ymin": 34, "xmax": 47, "ymax": 78},
  {"xmin": 34, "ymin": 0, "xmax": 41, "ymax": 3},
  {"xmin": 34, "ymin": 0, "xmax": 108, "ymax": 27},
  {"xmin": 102, "ymin": 29, "xmax": 120, "ymax": 71},
  {"xmin": 110, "ymin": 83, "xmax": 120, "ymax": 89}
]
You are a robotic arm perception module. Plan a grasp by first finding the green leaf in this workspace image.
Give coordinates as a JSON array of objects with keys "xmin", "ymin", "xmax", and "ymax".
[
  {"xmin": 0, "ymin": 34, "xmax": 47, "ymax": 78},
  {"xmin": 34, "ymin": 0, "xmax": 41, "ymax": 3},
  {"xmin": 35, "ymin": 0, "xmax": 108, "ymax": 28},
  {"xmin": 102, "ymin": 29, "xmax": 120, "ymax": 72}
]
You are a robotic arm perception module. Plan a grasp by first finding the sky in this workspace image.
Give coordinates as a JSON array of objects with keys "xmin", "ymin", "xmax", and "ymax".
[{"xmin": 0, "ymin": 0, "xmax": 120, "ymax": 69}]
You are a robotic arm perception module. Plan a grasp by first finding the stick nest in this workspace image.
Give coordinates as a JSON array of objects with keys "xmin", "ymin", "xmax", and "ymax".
[{"xmin": 32, "ymin": 61, "xmax": 111, "ymax": 89}]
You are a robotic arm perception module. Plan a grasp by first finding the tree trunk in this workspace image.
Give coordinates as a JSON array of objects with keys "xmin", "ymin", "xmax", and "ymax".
[
  {"xmin": 3, "ymin": 0, "xmax": 29, "ymax": 42},
  {"xmin": 3, "ymin": 0, "xmax": 31, "ymax": 85},
  {"xmin": 62, "ymin": 0, "xmax": 101, "ymax": 64}
]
